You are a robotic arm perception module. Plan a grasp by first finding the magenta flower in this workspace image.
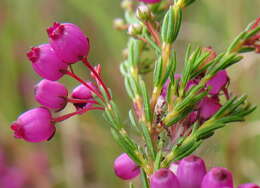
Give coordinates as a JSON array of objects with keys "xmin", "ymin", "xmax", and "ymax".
[
  {"xmin": 177, "ymin": 155, "xmax": 207, "ymax": 188},
  {"xmin": 238, "ymin": 183, "xmax": 260, "ymax": 188},
  {"xmin": 206, "ymin": 70, "xmax": 229, "ymax": 95},
  {"xmin": 0, "ymin": 167, "xmax": 26, "ymax": 188},
  {"xmin": 113, "ymin": 153, "xmax": 140, "ymax": 180},
  {"xmin": 35, "ymin": 79, "xmax": 68, "ymax": 111},
  {"xmin": 71, "ymin": 83, "xmax": 95, "ymax": 110},
  {"xmin": 201, "ymin": 167, "xmax": 233, "ymax": 188},
  {"xmin": 198, "ymin": 96, "xmax": 221, "ymax": 120},
  {"xmin": 27, "ymin": 44, "xmax": 68, "ymax": 81},
  {"xmin": 11, "ymin": 107, "xmax": 56, "ymax": 143},
  {"xmin": 151, "ymin": 168, "xmax": 180, "ymax": 188},
  {"xmin": 47, "ymin": 22, "xmax": 90, "ymax": 64},
  {"xmin": 138, "ymin": 0, "xmax": 161, "ymax": 4}
]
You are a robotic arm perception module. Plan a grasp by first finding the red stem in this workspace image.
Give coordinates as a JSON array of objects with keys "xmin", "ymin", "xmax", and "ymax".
[
  {"xmin": 145, "ymin": 22, "xmax": 161, "ymax": 46},
  {"xmin": 82, "ymin": 58, "xmax": 112, "ymax": 100},
  {"xmin": 63, "ymin": 70, "xmax": 105, "ymax": 102},
  {"xmin": 67, "ymin": 98, "xmax": 100, "ymax": 105},
  {"xmin": 53, "ymin": 107, "xmax": 104, "ymax": 123}
]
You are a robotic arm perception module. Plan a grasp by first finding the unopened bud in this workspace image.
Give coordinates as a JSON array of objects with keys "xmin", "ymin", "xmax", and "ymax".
[
  {"xmin": 136, "ymin": 5, "xmax": 152, "ymax": 21},
  {"xmin": 128, "ymin": 24, "xmax": 143, "ymax": 36}
]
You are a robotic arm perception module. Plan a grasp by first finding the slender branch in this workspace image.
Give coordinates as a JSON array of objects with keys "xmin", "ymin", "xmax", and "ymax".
[
  {"xmin": 53, "ymin": 107, "xmax": 104, "ymax": 123},
  {"xmin": 62, "ymin": 70, "xmax": 105, "ymax": 102},
  {"xmin": 82, "ymin": 57, "xmax": 112, "ymax": 100},
  {"xmin": 67, "ymin": 98, "xmax": 100, "ymax": 105},
  {"xmin": 145, "ymin": 22, "xmax": 161, "ymax": 47}
]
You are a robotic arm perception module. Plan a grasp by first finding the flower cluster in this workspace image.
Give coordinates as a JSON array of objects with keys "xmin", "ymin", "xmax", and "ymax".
[
  {"xmin": 11, "ymin": 22, "xmax": 110, "ymax": 142},
  {"xmin": 114, "ymin": 153, "xmax": 259, "ymax": 188},
  {"xmin": 11, "ymin": 0, "xmax": 260, "ymax": 187},
  {"xmin": 159, "ymin": 48, "xmax": 230, "ymax": 140}
]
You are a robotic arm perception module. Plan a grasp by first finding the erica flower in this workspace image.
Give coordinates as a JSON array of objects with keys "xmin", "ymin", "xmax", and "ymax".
[
  {"xmin": 27, "ymin": 44, "xmax": 68, "ymax": 81},
  {"xmin": 176, "ymin": 155, "xmax": 207, "ymax": 188},
  {"xmin": 150, "ymin": 168, "xmax": 180, "ymax": 188},
  {"xmin": 11, "ymin": 107, "xmax": 56, "ymax": 143},
  {"xmin": 206, "ymin": 70, "xmax": 229, "ymax": 96},
  {"xmin": 47, "ymin": 22, "xmax": 90, "ymax": 63},
  {"xmin": 201, "ymin": 167, "xmax": 233, "ymax": 188},
  {"xmin": 113, "ymin": 153, "xmax": 140, "ymax": 180},
  {"xmin": 198, "ymin": 96, "xmax": 221, "ymax": 120},
  {"xmin": 35, "ymin": 79, "xmax": 68, "ymax": 111},
  {"xmin": 71, "ymin": 83, "xmax": 95, "ymax": 110}
]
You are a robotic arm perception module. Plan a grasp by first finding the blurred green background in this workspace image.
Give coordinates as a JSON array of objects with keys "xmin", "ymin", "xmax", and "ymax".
[{"xmin": 0, "ymin": 0, "xmax": 259, "ymax": 187}]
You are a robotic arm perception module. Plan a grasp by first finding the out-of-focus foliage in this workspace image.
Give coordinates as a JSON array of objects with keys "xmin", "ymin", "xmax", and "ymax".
[{"xmin": 0, "ymin": 0, "xmax": 259, "ymax": 187}]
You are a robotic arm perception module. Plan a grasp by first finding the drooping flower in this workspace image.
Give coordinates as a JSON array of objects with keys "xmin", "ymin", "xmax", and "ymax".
[
  {"xmin": 201, "ymin": 167, "xmax": 233, "ymax": 188},
  {"xmin": 150, "ymin": 168, "xmax": 180, "ymax": 188},
  {"xmin": 113, "ymin": 153, "xmax": 140, "ymax": 180},
  {"xmin": 176, "ymin": 155, "xmax": 207, "ymax": 188},
  {"xmin": 11, "ymin": 107, "xmax": 56, "ymax": 143},
  {"xmin": 47, "ymin": 22, "xmax": 90, "ymax": 63},
  {"xmin": 27, "ymin": 44, "xmax": 68, "ymax": 81},
  {"xmin": 71, "ymin": 83, "xmax": 95, "ymax": 110},
  {"xmin": 35, "ymin": 79, "xmax": 68, "ymax": 111}
]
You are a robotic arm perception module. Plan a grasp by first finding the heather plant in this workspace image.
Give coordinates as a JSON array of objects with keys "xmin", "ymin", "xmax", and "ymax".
[{"xmin": 11, "ymin": 0, "xmax": 260, "ymax": 187}]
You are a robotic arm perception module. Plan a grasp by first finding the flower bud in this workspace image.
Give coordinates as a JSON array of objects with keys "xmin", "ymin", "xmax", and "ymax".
[
  {"xmin": 11, "ymin": 107, "xmax": 56, "ymax": 143},
  {"xmin": 27, "ymin": 44, "xmax": 68, "ymax": 81},
  {"xmin": 136, "ymin": 5, "xmax": 152, "ymax": 21},
  {"xmin": 113, "ymin": 153, "xmax": 140, "ymax": 180},
  {"xmin": 151, "ymin": 168, "xmax": 180, "ymax": 188},
  {"xmin": 201, "ymin": 167, "xmax": 233, "ymax": 188},
  {"xmin": 138, "ymin": 0, "xmax": 161, "ymax": 4},
  {"xmin": 71, "ymin": 83, "xmax": 95, "ymax": 110},
  {"xmin": 206, "ymin": 70, "xmax": 229, "ymax": 95},
  {"xmin": 47, "ymin": 22, "xmax": 90, "ymax": 64},
  {"xmin": 177, "ymin": 155, "xmax": 207, "ymax": 188},
  {"xmin": 198, "ymin": 96, "xmax": 221, "ymax": 120},
  {"xmin": 35, "ymin": 79, "xmax": 68, "ymax": 110},
  {"xmin": 238, "ymin": 183, "xmax": 260, "ymax": 188},
  {"xmin": 128, "ymin": 24, "xmax": 143, "ymax": 36}
]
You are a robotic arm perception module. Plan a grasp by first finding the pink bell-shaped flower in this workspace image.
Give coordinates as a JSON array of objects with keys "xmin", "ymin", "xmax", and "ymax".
[
  {"xmin": 11, "ymin": 107, "xmax": 56, "ymax": 143},
  {"xmin": 71, "ymin": 83, "xmax": 95, "ymax": 110},
  {"xmin": 113, "ymin": 153, "xmax": 140, "ymax": 180},
  {"xmin": 35, "ymin": 79, "xmax": 68, "ymax": 111},
  {"xmin": 47, "ymin": 22, "xmax": 90, "ymax": 64},
  {"xmin": 27, "ymin": 44, "xmax": 68, "ymax": 81},
  {"xmin": 201, "ymin": 167, "xmax": 233, "ymax": 188},
  {"xmin": 151, "ymin": 168, "xmax": 180, "ymax": 188},
  {"xmin": 177, "ymin": 155, "xmax": 207, "ymax": 188}
]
